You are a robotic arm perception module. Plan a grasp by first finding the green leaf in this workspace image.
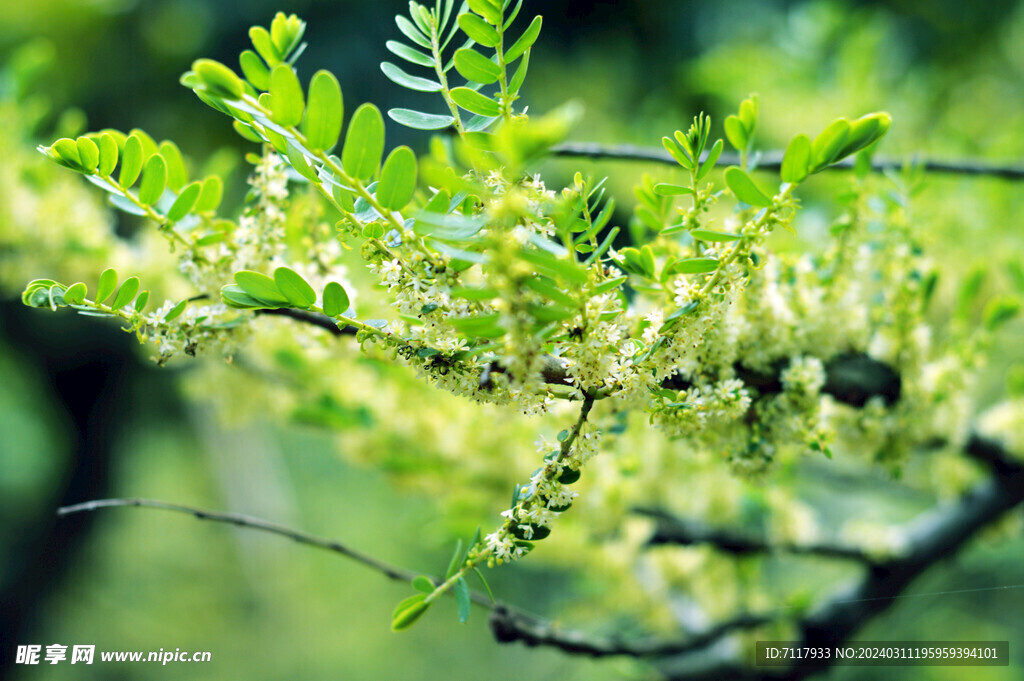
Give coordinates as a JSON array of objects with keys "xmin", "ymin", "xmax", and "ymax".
[
  {"xmin": 342, "ymin": 103, "xmax": 385, "ymax": 181},
  {"xmin": 76, "ymin": 136, "xmax": 99, "ymax": 173},
  {"xmin": 385, "ymin": 40, "xmax": 435, "ymax": 67},
  {"xmin": 49, "ymin": 138, "xmax": 81, "ymax": 168},
  {"xmin": 446, "ymin": 539, "xmax": 464, "ymax": 579},
  {"xmin": 221, "ymin": 285, "xmax": 267, "ymax": 309},
  {"xmin": 322, "ymin": 281, "xmax": 351, "ymax": 317},
  {"xmin": 454, "ymin": 577, "xmax": 471, "ymax": 623},
  {"xmin": 723, "ymin": 114, "xmax": 747, "ymax": 152},
  {"xmin": 96, "ymin": 268, "xmax": 118, "ymax": 303},
  {"xmin": 388, "ymin": 108, "xmax": 455, "ymax": 130},
  {"xmin": 138, "ymin": 153, "xmax": 167, "ymax": 205},
  {"xmin": 458, "ymin": 13, "xmax": 500, "ymax": 46},
  {"xmin": 111, "ymin": 276, "xmax": 140, "ymax": 310},
  {"xmin": 159, "ymin": 140, "xmax": 188, "ymax": 191},
  {"xmin": 781, "ymin": 133, "xmax": 812, "ymax": 183},
  {"xmin": 234, "ymin": 270, "xmax": 290, "ymax": 306},
  {"xmin": 391, "ymin": 594, "xmax": 430, "ymax": 632},
  {"xmin": 508, "ymin": 48, "xmax": 530, "ymax": 95},
  {"xmin": 412, "ymin": 575, "xmax": 435, "ymax": 594},
  {"xmin": 63, "ymin": 282, "xmax": 87, "ymax": 305},
  {"xmin": 653, "ymin": 183, "xmax": 693, "ymax": 196},
  {"xmin": 592, "ymin": 275, "xmax": 627, "ymax": 295},
  {"xmin": 167, "ymin": 181, "xmax": 202, "ymax": 222},
  {"xmin": 377, "ymin": 146, "xmax": 418, "ymax": 210},
  {"xmin": 192, "ymin": 58, "xmax": 244, "ymax": 98},
  {"xmin": 97, "ymin": 133, "xmax": 118, "ymax": 177},
  {"xmin": 269, "ymin": 64, "xmax": 304, "ymax": 128},
  {"xmin": 134, "ymin": 290, "xmax": 150, "ymax": 312},
  {"xmin": 505, "ymin": 15, "xmax": 541, "ymax": 62},
  {"xmin": 285, "ymin": 142, "xmax": 318, "ymax": 182},
  {"xmin": 119, "ymin": 134, "xmax": 144, "ymax": 186},
  {"xmin": 270, "ymin": 12, "xmax": 305, "ymax": 57},
  {"xmin": 691, "ymin": 229, "xmax": 742, "ymax": 242},
  {"xmin": 274, "ymin": 267, "xmax": 317, "ymax": 308},
  {"xmin": 165, "ymin": 298, "xmax": 188, "ymax": 321},
  {"xmin": 380, "ymin": 62, "xmax": 443, "ymax": 92},
  {"xmin": 662, "ymin": 136, "xmax": 693, "ymax": 170},
  {"xmin": 983, "ymin": 295, "xmax": 1021, "ymax": 331},
  {"xmin": 239, "ymin": 50, "xmax": 271, "ymax": 90},
  {"xmin": 835, "ymin": 112, "xmax": 891, "ymax": 161},
  {"xmin": 472, "ymin": 568, "xmax": 494, "ymax": 603},
  {"xmin": 449, "ymin": 87, "xmax": 500, "ymax": 117},
  {"xmin": 454, "ymin": 48, "xmax": 501, "ymax": 84},
  {"xmin": 195, "ymin": 176, "xmax": 223, "ymax": 212},
  {"xmin": 739, "ymin": 95, "xmax": 759, "ymax": 132},
  {"xmin": 249, "ymin": 26, "xmax": 282, "ymax": 66},
  {"xmin": 672, "ymin": 257, "xmax": 720, "ymax": 274},
  {"xmin": 467, "ymin": 0, "xmax": 501, "ymax": 25},
  {"xmin": 233, "ymin": 120, "xmax": 265, "ymax": 144},
  {"xmin": 810, "ymin": 118, "xmax": 851, "ymax": 171},
  {"xmin": 395, "ymin": 15, "xmax": 431, "ymax": 49},
  {"xmin": 724, "ymin": 166, "xmax": 772, "ymax": 207},
  {"xmin": 697, "ymin": 138, "xmax": 723, "ymax": 181}
]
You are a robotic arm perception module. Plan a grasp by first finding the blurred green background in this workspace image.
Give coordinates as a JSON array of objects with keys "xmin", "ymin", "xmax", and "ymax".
[{"xmin": 1, "ymin": 1, "xmax": 1022, "ymax": 679}]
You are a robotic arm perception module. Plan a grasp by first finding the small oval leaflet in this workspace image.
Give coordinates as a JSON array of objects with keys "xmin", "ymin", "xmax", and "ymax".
[
  {"xmin": 273, "ymin": 267, "xmax": 316, "ymax": 308},
  {"xmin": 111, "ymin": 277, "xmax": 141, "ymax": 311},
  {"xmin": 458, "ymin": 13, "xmax": 499, "ymax": 47},
  {"xmin": 377, "ymin": 146, "xmax": 418, "ymax": 210},
  {"xmin": 119, "ymin": 134, "xmax": 144, "ymax": 187},
  {"xmin": 167, "ymin": 181, "xmax": 202, "ymax": 222},
  {"xmin": 234, "ymin": 270, "xmax": 290, "ymax": 306},
  {"xmin": 138, "ymin": 154, "xmax": 167, "ymax": 206},
  {"xmin": 63, "ymin": 282, "xmax": 87, "ymax": 305},
  {"xmin": 269, "ymin": 64, "xmax": 305, "ymax": 128},
  {"xmin": 97, "ymin": 133, "xmax": 119, "ymax": 177},
  {"xmin": 76, "ymin": 136, "xmax": 99, "ymax": 173},
  {"xmin": 380, "ymin": 62, "xmax": 443, "ymax": 92},
  {"xmin": 342, "ymin": 103, "xmax": 385, "ymax": 180},
  {"xmin": 322, "ymin": 281, "xmax": 351, "ymax": 318},
  {"xmin": 96, "ymin": 268, "xmax": 119, "ymax": 304},
  {"xmin": 388, "ymin": 108, "xmax": 455, "ymax": 131},
  {"xmin": 781, "ymin": 133, "xmax": 812, "ymax": 183},
  {"xmin": 391, "ymin": 594, "xmax": 430, "ymax": 632},
  {"xmin": 239, "ymin": 49, "xmax": 270, "ymax": 90},
  {"xmin": 673, "ymin": 257, "xmax": 720, "ymax": 274},
  {"xmin": 453, "ymin": 48, "xmax": 501, "ymax": 84},
  {"xmin": 449, "ymin": 87, "xmax": 501, "ymax": 118},
  {"xmin": 192, "ymin": 58, "xmax": 244, "ymax": 99},
  {"xmin": 303, "ymin": 70, "xmax": 344, "ymax": 151},
  {"xmin": 505, "ymin": 15, "xmax": 542, "ymax": 63},
  {"xmin": 724, "ymin": 166, "xmax": 772, "ymax": 207}
]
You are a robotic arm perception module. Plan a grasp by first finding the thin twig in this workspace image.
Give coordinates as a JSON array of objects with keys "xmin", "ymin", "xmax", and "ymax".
[
  {"xmin": 634, "ymin": 507, "xmax": 876, "ymax": 564},
  {"xmin": 551, "ymin": 143, "xmax": 1024, "ymax": 181},
  {"xmin": 57, "ymin": 498, "xmax": 417, "ymax": 582}
]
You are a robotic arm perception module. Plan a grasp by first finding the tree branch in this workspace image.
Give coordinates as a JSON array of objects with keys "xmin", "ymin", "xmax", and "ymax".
[
  {"xmin": 551, "ymin": 143, "xmax": 1024, "ymax": 181},
  {"xmin": 254, "ymin": 308, "xmax": 355, "ymax": 336},
  {"xmin": 489, "ymin": 607, "xmax": 774, "ymax": 658},
  {"xmin": 56, "ymin": 497, "xmax": 417, "ymax": 582},
  {"xmin": 633, "ymin": 507, "xmax": 876, "ymax": 564}
]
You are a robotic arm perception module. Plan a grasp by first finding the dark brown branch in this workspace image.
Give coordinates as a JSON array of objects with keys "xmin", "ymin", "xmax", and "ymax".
[
  {"xmin": 634, "ymin": 507, "xmax": 875, "ymax": 564},
  {"xmin": 779, "ymin": 454, "xmax": 1024, "ymax": 680},
  {"xmin": 490, "ymin": 607, "xmax": 773, "ymax": 658},
  {"xmin": 57, "ymin": 498, "xmax": 417, "ymax": 582},
  {"xmin": 551, "ymin": 143, "xmax": 1024, "ymax": 181},
  {"xmin": 255, "ymin": 308, "xmax": 356, "ymax": 336}
]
